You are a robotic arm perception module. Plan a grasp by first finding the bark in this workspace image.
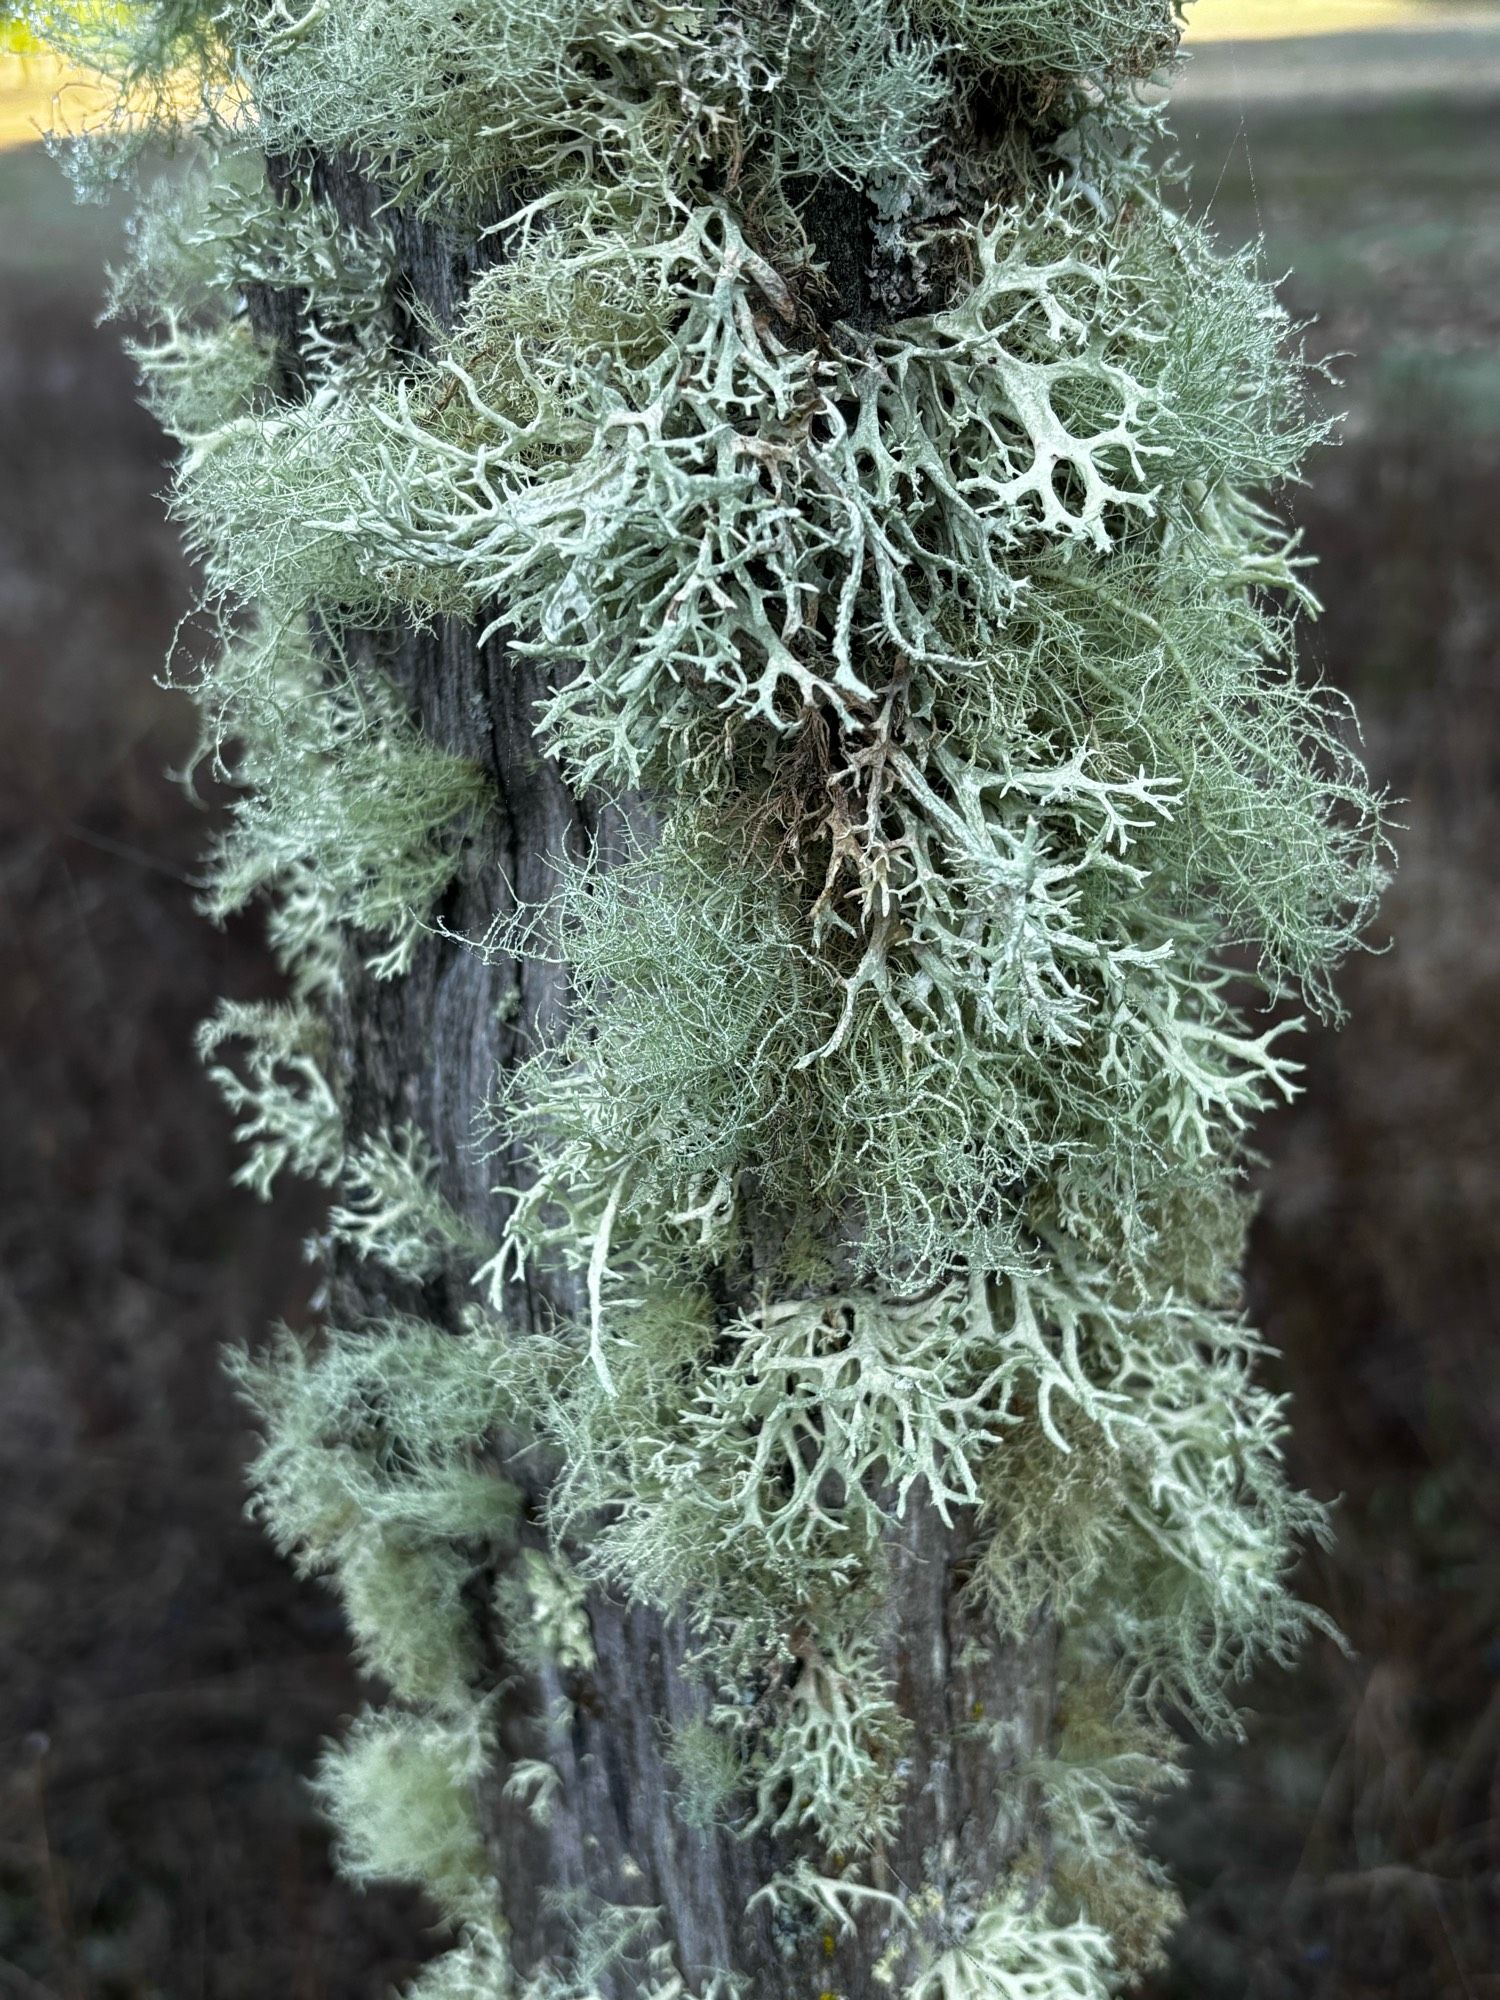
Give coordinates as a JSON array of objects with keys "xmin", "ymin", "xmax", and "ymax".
[{"xmin": 274, "ymin": 157, "xmax": 1057, "ymax": 2000}]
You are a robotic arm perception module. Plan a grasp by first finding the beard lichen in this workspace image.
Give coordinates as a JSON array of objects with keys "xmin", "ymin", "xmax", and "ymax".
[{"xmin": 31, "ymin": 0, "xmax": 1387, "ymax": 1992}]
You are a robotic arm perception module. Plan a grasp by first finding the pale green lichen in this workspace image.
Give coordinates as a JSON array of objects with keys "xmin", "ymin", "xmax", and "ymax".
[
  {"xmin": 32, "ymin": 0, "xmax": 1386, "ymax": 1991},
  {"xmin": 720, "ymin": 1625, "xmax": 910, "ymax": 1856},
  {"xmin": 524, "ymin": 1899, "xmax": 745, "ymax": 2000},
  {"xmin": 26, "ymin": 0, "xmax": 233, "ymax": 183},
  {"xmin": 400, "ymin": 1924, "xmax": 513, "ymax": 2000},
  {"xmin": 230, "ymin": 1322, "xmax": 517, "ymax": 1707},
  {"xmin": 1014, "ymin": 1678, "xmax": 1185, "ymax": 1980},
  {"xmin": 912, "ymin": 0, "xmax": 1178, "ymax": 80},
  {"xmin": 112, "ymin": 145, "xmax": 397, "ymax": 439},
  {"xmin": 174, "ymin": 191, "xmax": 1333, "ymax": 804},
  {"xmin": 197, "ymin": 998, "xmax": 342, "ymax": 1195},
  {"xmin": 330, "ymin": 1123, "xmax": 491, "ymax": 1280},
  {"xmin": 484, "ymin": 802, "xmax": 1313, "ymax": 1296},
  {"xmin": 502, "ymin": 1758, "xmax": 563, "ymax": 1827},
  {"xmin": 233, "ymin": 0, "xmax": 947, "ymax": 236},
  {"xmin": 494, "ymin": 1549, "xmax": 597, "ymax": 1677},
  {"xmin": 314, "ymin": 1705, "xmax": 496, "ymax": 1919},
  {"xmin": 666, "ymin": 1718, "xmax": 742, "ymax": 1834},
  {"xmin": 872, "ymin": 1883, "xmax": 1115, "ymax": 1999},
  {"xmin": 185, "ymin": 618, "xmax": 488, "ymax": 986}
]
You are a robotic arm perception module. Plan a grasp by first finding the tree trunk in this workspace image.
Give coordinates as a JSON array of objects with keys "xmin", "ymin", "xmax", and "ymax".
[{"xmin": 282, "ymin": 163, "xmax": 1056, "ymax": 1999}]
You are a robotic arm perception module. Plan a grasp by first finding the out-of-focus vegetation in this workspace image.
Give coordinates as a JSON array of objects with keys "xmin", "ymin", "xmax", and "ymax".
[
  {"xmin": 1143, "ymin": 67, "xmax": 1500, "ymax": 2000},
  {"xmin": 0, "ymin": 21, "xmax": 1497, "ymax": 2000}
]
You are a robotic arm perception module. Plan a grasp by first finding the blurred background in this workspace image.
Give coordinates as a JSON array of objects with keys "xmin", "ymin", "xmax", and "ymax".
[{"xmin": 2, "ymin": 4, "xmax": 1498, "ymax": 1995}]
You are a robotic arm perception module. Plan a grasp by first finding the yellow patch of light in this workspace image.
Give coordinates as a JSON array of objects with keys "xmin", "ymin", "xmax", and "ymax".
[
  {"xmin": 1188, "ymin": 0, "xmax": 1479, "ymax": 39},
  {"xmin": 0, "ymin": 50, "xmax": 109, "ymax": 151},
  {"xmin": 0, "ymin": 39, "xmax": 219, "ymax": 153}
]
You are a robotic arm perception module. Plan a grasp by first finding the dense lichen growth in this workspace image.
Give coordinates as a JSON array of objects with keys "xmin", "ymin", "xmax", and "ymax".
[{"xmin": 30, "ymin": 0, "xmax": 1386, "ymax": 1992}]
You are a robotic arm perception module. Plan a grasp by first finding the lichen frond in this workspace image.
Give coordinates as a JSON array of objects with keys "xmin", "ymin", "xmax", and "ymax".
[
  {"xmin": 232, "ymin": 0, "xmax": 947, "ymax": 229},
  {"xmin": 197, "ymin": 997, "xmax": 342, "ymax": 1195},
  {"xmin": 26, "ymin": 0, "xmax": 235, "ymax": 182},
  {"xmin": 112, "ymin": 144, "xmax": 396, "ymax": 437},
  {"xmin": 717, "ymin": 1623, "xmax": 910, "ymax": 1855},
  {"xmin": 871, "ymin": 1881, "xmax": 1115, "ymax": 1999},
  {"xmin": 494, "ymin": 1549, "xmax": 597, "ymax": 1677},
  {"xmin": 330, "ymin": 1123, "xmax": 491, "ymax": 1280},
  {"xmin": 29, "ymin": 0, "xmax": 1386, "ymax": 1985},
  {"xmin": 487, "ymin": 807, "xmax": 1308, "ymax": 1293},
  {"xmin": 189, "ymin": 618, "xmax": 488, "ymax": 987},
  {"xmin": 314, "ymin": 1705, "xmax": 497, "ymax": 1919},
  {"xmin": 230, "ymin": 1322, "xmax": 517, "ymax": 1706},
  {"xmin": 912, "ymin": 0, "xmax": 1178, "ymax": 81}
]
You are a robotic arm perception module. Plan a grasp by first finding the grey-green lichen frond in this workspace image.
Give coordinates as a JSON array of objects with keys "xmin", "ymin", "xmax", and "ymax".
[
  {"xmin": 187, "ymin": 619, "xmax": 489, "ymax": 986},
  {"xmin": 32, "ymin": 0, "xmax": 1388, "ymax": 1993}
]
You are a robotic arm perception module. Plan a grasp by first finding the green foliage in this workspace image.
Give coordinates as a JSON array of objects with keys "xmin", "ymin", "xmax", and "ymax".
[{"xmin": 32, "ymin": 0, "xmax": 1387, "ymax": 1989}]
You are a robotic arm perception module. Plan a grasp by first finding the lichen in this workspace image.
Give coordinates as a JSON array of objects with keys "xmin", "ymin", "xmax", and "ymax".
[
  {"xmin": 229, "ymin": 1321, "xmax": 518, "ymax": 1707},
  {"xmin": 872, "ymin": 1883, "xmax": 1116, "ymax": 1999},
  {"xmin": 196, "ymin": 997, "xmax": 342, "ymax": 1195},
  {"xmin": 31, "ymin": 0, "xmax": 1386, "ymax": 1991},
  {"xmin": 191, "ymin": 620, "xmax": 489, "ymax": 984},
  {"xmin": 912, "ymin": 0, "xmax": 1179, "ymax": 80},
  {"xmin": 314, "ymin": 1705, "xmax": 497, "ymax": 1919}
]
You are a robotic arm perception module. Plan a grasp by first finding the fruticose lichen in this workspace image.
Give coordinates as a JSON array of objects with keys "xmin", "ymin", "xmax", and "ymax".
[{"xmin": 30, "ymin": 0, "xmax": 1386, "ymax": 1992}]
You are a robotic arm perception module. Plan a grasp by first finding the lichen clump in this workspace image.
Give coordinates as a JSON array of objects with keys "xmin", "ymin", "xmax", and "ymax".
[{"xmin": 32, "ymin": 0, "xmax": 1385, "ymax": 1993}]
